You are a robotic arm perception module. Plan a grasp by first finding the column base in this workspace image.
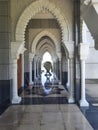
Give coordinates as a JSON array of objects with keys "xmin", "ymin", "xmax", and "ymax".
[
  {"xmin": 12, "ymin": 96, "xmax": 21, "ymax": 104},
  {"xmin": 79, "ymin": 99, "xmax": 89, "ymax": 107},
  {"xmin": 68, "ymin": 97, "xmax": 75, "ymax": 103}
]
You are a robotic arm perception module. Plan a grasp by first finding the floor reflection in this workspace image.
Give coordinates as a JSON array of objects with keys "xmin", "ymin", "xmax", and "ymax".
[{"xmin": 21, "ymin": 72, "xmax": 68, "ymax": 105}]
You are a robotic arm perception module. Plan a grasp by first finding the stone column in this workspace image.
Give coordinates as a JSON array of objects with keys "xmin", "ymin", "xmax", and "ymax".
[
  {"xmin": 11, "ymin": 41, "xmax": 26, "ymax": 104},
  {"xmin": 66, "ymin": 59, "xmax": 70, "ymax": 89},
  {"xmin": 59, "ymin": 59, "xmax": 62, "ymax": 84},
  {"xmin": 11, "ymin": 60, "xmax": 21, "ymax": 104},
  {"xmin": 29, "ymin": 59, "xmax": 33, "ymax": 84},
  {"xmin": 79, "ymin": 43, "xmax": 89, "ymax": 107},
  {"xmin": 22, "ymin": 54, "xmax": 24, "ymax": 87},
  {"xmin": 37, "ymin": 60, "xmax": 39, "ymax": 77},
  {"xmin": 55, "ymin": 59, "xmax": 58, "ymax": 79},
  {"xmin": 57, "ymin": 52, "xmax": 62, "ymax": 84},
  {"xmin": 64, "ymin": 42, "xmax": 74, "ymax": 103},
  {"xmin": 29, "ymin": 53, "xmax": 34, "ymax": 84},
  {"xmin": 34, "ymin": 57, "xmax": 37, "ymax": 81},
  {"xmin": 68, "ymin": 58, "xmax": 75, "ymax": 103}
]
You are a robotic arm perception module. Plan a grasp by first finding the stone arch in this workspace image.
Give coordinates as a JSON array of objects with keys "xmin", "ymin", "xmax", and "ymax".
[
  {"xmin": 31, "ymin": 30, "xmax": 61, "ymax": 54},
  {"xmin": 36, "ymin": 39, "xmax": 55, "ymax": 50},
  {"xmin": 36, "ymin": 38, "xmax": 56, "ymax": 54},
  {"xmin": 15, "ymin": 0, "xmax": 70, "ymax": 43},
  {"xmin": 39, "ymin": 44, "xmax": 54, "ymax": 57}
]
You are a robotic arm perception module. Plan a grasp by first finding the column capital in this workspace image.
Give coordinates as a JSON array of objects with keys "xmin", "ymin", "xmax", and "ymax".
[{"xmin": 78, "ymin": 43, "xmax": 90, "ymax": 60}]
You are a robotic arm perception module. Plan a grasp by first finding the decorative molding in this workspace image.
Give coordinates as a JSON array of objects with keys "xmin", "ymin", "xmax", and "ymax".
[
  {"xmin": 15, "ymin": 0, "xmax": 70, "ymax": 43},
  {"xmin": 31, "ymin": 30, "xmax": 59, "ymax": 54}
]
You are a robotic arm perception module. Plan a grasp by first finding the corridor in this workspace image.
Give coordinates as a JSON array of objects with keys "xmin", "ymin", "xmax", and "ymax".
[
  {"xmin": 0, "ymin": 104, "xmax": 93, "ymax": 130},
  {"xmin": 1, "ymin": 0, "xmax": 98, "ymax": 130},
  {"xmin": 0, "ymin": 82, "xmax": 93, "ymax": 130}
]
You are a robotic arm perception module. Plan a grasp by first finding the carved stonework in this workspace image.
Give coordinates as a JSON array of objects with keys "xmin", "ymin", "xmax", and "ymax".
[{"xmin": 15, "ymin": 0, "xmax": 70, "ymax": 43}]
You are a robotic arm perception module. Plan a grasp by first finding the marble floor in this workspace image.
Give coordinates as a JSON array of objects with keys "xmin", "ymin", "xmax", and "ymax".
[
  {"xmin": 0, "ymin": 104, "xmax": 93, "ymax": 130},
  {"xmin": 0, "ymin": 83, "xmax": 94, "ymax": 130}
]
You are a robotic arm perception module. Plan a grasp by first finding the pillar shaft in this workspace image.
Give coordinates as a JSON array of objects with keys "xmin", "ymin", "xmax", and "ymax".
[
  {"xmin": 59, "ymin": 60, "xmax": 62, "ymax": 84},
  {"xmin": 29, "ymin": 60, "xmax": 33, "ymax": 83},
  {"xmin": 68, "ymin": 58, "xmax": 75, "ymax": 103},
  {"xmin": 81, "ymin": 60, "xmax": 85, "ymax": 100},
  {"xmin": 34, "ymin": 58, "xmax": 37, "ymax": 80},
  {"xmin": 11, "ymin": 60, "xmax": 21, "ymax": 104},
  {"xmin": 22, "ymin": 54, "xmax": 24, "ymax": 87},
  {"xmin": 78, "ymin": 43, "xmax": 90, "ymax": 107},
  {"xmin": 80, "ymin": 60, "xmax": 89, "ymax": 106},
  {"xmin": 66, "ymin": 59, "xmax": 70, "ymax": 88}
]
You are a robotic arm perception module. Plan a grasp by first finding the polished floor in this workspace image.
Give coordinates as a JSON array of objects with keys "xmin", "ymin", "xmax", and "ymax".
[
  {"xmin": 0, "ymin": 104, "xmax": 93, "ymax": 130},
  {"xmin": 0, "ymin": 83, "xmax": 94, "ymax": 130}
]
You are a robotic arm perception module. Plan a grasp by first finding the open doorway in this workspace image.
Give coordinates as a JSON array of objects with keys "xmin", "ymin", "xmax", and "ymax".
[{"xmin": 41, "ymin": 51, "xmax": 53, "ymax": 86}]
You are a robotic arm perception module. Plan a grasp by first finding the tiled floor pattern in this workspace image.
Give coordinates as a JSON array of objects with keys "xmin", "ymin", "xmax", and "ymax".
[{"xmin": 0, "ymin": 104, "xmax": 93, "ymax": 130}]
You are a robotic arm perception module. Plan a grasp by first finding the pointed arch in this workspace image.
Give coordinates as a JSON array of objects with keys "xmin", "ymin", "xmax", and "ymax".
[
  {"xmin": 15, "ymin": 0, "xmax": 70, "ymax": 42},
  {"xmin": 31, "ymin": 30, "xmax": 60, "ymax": 54}
]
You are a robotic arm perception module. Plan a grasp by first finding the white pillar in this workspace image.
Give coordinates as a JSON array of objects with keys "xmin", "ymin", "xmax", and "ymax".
[
  {"xmin": 66, "ymin": 59, "xmax": 70, "ymax": 89},
  {"xmin": 79, "ymin": 43, "xmax": 89, "ymax": 107},
  {"xmin": 22, "ymin": 54, "xmax": 24, "ymax": 87},
  {"xmin": 37, "ymin": 60, "xmax": 39, "ymax": 77},
  {"xmin": 68, "ymin": 58, "xmax": 75, "ymax": 103},
  {"xmin": 59, "ymin": 59, "xmax": 62, "ymax": 84},
  {"xmin": 80, "ymin": 60, "xmax": 89, "ymax": 106},
  {"xmin": 56, "ymin": 59, "xmax": 59, "ymax": 79},
  {"xmin": 29, "ymin": 59, "xmax": 33, "ymax": 84},
  {"xmin": 34, "ymin": 58, "xmax": 37, "ymax": 80},
  {"xmin": 11, "ymin": 60, "xmax": 21, "ymax": 104}
]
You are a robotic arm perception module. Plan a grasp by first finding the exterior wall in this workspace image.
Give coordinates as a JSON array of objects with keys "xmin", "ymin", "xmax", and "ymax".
[
  {"xmin": 86, "ymin": 45, "xmax": 98, "ymax": 79},
  {"xmin": 10, "ymin": 0, "xmax": 74, "ymax": 41}
]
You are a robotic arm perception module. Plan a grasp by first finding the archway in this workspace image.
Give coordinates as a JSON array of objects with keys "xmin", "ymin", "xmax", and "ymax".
[
  {"xmin": 13, "ymin": 0, "xmax": 75, "ymax": 104},
  {"xmin": 15, "ymin": 0, "xmax": 70, "ymax": 43},
  {"xmin": 31, "ymin": 30, "xmax": 60, "ymax": 54},
  {"xmin": 41, "ymin": 52, "xmax": 53, "ymax": 86}
]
